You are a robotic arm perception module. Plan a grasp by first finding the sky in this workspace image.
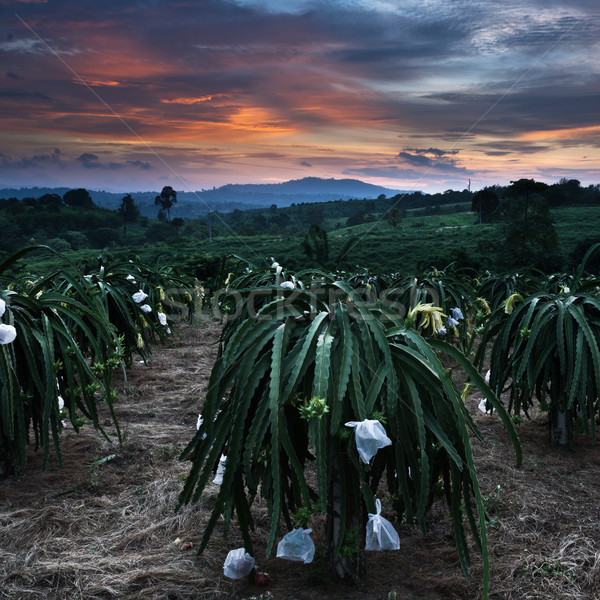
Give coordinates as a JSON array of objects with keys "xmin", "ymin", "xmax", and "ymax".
[{"xmin": 0, "ymin": 0, "xmax": 599, "ymax": 194}]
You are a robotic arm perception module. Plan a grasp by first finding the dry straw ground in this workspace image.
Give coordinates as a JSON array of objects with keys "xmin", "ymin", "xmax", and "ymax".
[{"xmin": 2, "ymin": 319, "xmax": 600, "ymax": 600}]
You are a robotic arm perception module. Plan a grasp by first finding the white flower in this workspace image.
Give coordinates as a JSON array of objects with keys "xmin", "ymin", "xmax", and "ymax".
[
  {"xmin": 450, "ymin": 307, "xmax": 464, "ymax": 321},
  {"xmin": 132, "ymin": 290, "xmax": 148, "ymax": 303},
  {"xmin": 140, "ymin": 304, "xmax": 152, "ymax": 313},
  {"xmin": 126, "ymin": 274, "xmax": 136, "ymax": 282},
  {"xmin": 447, "ymin": 316, "xmax": 459, "ymax": 328},
  {"xmin": 0, "ymin": 323, "xmax": 17, "ymax": 344},
  {"xmin": 0, "ymin": 298, "xmax": 5, "ymax": 318},
  {"xmin": 157, "ymin": 312, "xmax": 168, "ymax": 326},
  {"xmin": 280, "ymin": 281, "xmax": 294, "ymax": 290}
]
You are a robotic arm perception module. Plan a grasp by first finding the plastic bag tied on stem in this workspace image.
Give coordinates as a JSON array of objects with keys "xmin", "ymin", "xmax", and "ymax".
[
  {"xmin": 276, "ymin": 527, "xmax": 315, "ymax": 563},
  {"xmin": 365, "ymin": 499, "xmax": 400, "ymax": 551},
  {"xmin": 345, "ymin": 419, "xmax": 392, "ymax": 463}
]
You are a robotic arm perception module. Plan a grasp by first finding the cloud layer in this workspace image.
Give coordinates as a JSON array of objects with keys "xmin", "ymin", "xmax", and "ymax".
[{"xmin": 0, "ymin": 0, "xmax": 598, "ymax": 192}]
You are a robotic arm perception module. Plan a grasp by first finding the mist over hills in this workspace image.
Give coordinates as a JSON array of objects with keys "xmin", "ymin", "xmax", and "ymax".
[{"xmin": 0, "ymin": 177, "xmax": 410, "ymax": 218}]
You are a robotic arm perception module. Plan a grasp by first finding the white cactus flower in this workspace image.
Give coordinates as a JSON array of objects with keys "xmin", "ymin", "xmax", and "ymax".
[
  {"xmin": 450, "ymin": 307, "xmax": 464, "ymax": 321},
  {"xmin": 447, "ymin": 316, "xmax": 459, "ymax": 328}
]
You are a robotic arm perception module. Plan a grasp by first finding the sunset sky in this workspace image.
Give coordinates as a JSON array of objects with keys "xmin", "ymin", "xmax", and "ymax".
[{"xmin": 0, "ymin": 0, "xmax": 599, "ymax": 194}]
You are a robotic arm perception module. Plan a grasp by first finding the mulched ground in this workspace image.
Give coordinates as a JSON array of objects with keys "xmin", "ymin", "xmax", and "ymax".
[{"xmin": 2, "ymin": 317, "xmax": 600, "ymax": 600}]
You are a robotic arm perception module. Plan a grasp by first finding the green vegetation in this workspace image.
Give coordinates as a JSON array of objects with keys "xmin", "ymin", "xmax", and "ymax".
[
  {"xmin": 0, "ymin": 247, "xmax": 194, "ymax": 476},
  {"xmin": 177, "ymin": 264, "xmax": 520, "ymax": 597},
  {"xmin": 2, "ymin": 178, "xmax": 599, "ymax": 281},
  {"xmin": 476, "ymin": 245, "xmax": 600, "ymax": 445},
  {"xmin": 3, "ymin": 177, "xmax": 600, "ymax": 596}
]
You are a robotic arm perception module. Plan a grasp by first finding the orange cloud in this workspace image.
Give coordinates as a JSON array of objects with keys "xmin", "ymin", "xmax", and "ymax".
[
  {"xmin": 73, "ymin": 79, "xmax": 121, "ymax": 87},
  {"xmin": 161, "ymin": 95, "xmax": 227, "ymax": 105},
  {"xmin": 518, "ymin": 125, "xmax": 600, "ymax": 141}
]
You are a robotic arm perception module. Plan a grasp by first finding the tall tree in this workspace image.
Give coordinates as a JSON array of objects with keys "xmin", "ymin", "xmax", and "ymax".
[
  {"xmin": 118, "ymin": 193, "xmax": 140, "ymax": 239},
  {"xmin": 154, "ymin": 186, "xmax": 177, "ymax": 221},
  {"xmin": 498, "ymin": 179, "xmax": 560, "ymax": 270},
  {"xmin": 63, "ymin": 188, "xmax": 94, "ymax": 209},
  {"xmin": 471, "ymin": 188, "xmax": 499, "ymax": 224},
  {"xmin": 302, "ymin": 224, "xmax": 329, "ymax": 264},
  {"xmin": 386, "ymin": 207, "xmax": 402, "ymax": 228}
]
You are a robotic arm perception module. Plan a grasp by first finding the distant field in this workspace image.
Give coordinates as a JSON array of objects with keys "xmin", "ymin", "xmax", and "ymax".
[
  {"xmin": 17, "ymin": 206, "xmax": 600, "ymax": 279},
  {"xmin": 552, "ymin": 206, "xmax": 600, "ymax": 249}
]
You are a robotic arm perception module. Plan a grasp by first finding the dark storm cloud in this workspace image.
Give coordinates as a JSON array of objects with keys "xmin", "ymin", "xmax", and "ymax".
[
  {"xmin": 0, "ymin": 89, "xmax": 51, "ymax": 102},
  {"xmin": 77, "ymin": 152, "xmax": 101, "ymax": 168},
  {"xmin": 127, "ymin": 159, "xmax": 152, "ymax": 170},
  {"xmin": 418, "ymin": 70, "xmax": 600, "ymax": 139},
  {"xmin": 300, "ymin": 160, "xmax": 312, "ymax": 167},
  {"xmin": 405, "ymin": 148, "xmax": 459, "ymax": 158},
  {"xmin": 398, "ymin": 150, "xmax": 470, "ymax": 175},
  {"xmin": 0, "ymin": 147, "xmax": 62, "ymax": 169},
  {"xmin": 78, "ymin": 153, "xmax": 153, "ymax": 170},
  {"xmin": 475, "ymin": 141, "xmax": 550, "ymax": 156}
]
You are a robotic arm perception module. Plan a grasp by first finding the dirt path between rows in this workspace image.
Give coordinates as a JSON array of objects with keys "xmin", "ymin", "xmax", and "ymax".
[{"xmin": 2, "ymin": 318, "xmax": 600, "ymax": 600}]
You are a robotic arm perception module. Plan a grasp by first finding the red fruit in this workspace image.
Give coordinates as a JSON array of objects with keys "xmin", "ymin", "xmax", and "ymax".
[{"xmin": 254, "ymin": 571, "xmax": 270, "ymax": 586}]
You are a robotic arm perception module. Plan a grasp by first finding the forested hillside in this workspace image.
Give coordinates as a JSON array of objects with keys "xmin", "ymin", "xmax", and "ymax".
[{"xmin": 1, "ymin": 178, "xmax": 599, "ymax": 280}]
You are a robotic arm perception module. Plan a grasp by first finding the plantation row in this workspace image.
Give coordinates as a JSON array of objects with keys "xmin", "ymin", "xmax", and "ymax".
[
  {"xmin": 3, "ymin": 244, "xmax": 600, "ymax": 599},
  {"xmin": 179, "ymin": 249, "xmax": 600, "ymax": 598},
  {"xmin": 0, "ymin": 245, "xmax": 197, "ymax": 477}
]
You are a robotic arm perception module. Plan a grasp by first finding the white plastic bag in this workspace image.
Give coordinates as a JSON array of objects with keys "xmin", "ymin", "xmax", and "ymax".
[
  {"xmin": 365, "ymin": 499, "xmax": 400, "ymax": 551},
  {"xmin": 345, "ymin": 419, "xmax": 392, "ymax": 463},
  {"xmin": 213, "ymin": 454, "xmax": 227, "ymax": 485},
  {"xmin": 478, "ymin": 398, "xmax": 492, "ymax": 414},
  {"xmin": 196, "ymin": 414, "xmax": 208, "ymax": 440},
  {"xmin": 276, "ymin": 528, "xmax": 315, "ymax": 563},
  {"xmin": 223, "ymin": 547, "xmax": 255, "ymax": 579}
]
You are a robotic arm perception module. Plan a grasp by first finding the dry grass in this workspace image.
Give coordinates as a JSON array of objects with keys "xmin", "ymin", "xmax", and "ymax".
[{"xmin": 2, "ymin": 319, "xmax": 600, "ymax": 600}]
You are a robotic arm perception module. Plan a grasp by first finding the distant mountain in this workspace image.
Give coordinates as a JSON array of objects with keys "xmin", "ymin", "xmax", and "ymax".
[
  {"xmin": 0, "ymin": 178, "xmax": 412, "ymax": 218},
  {"xmin": 204, "ymin": 177, "xmax": 406, "ymax": 199}
]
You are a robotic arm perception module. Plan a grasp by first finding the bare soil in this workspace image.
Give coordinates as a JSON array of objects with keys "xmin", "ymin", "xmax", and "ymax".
[{"xmin": 2, "ymin": 318, "xmax": 600, "ymax": 600}]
